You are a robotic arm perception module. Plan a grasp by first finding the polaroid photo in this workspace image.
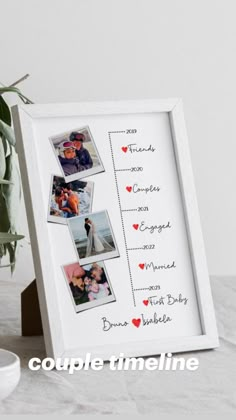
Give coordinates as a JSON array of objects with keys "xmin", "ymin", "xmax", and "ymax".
[
  {"xmin": 67, "ymin": 210, "xmax": 119, "ymax": 265},
  {"xmin": 62, "ymin": 260, "xmax": 116, "ymax": 313},
  {"xmin": 49, "ymin": 126, "xmax": 104, "ymax": 182},
  {"xmin": 48, "ymin": 175, "xmax": 94, "ymax": 224}
]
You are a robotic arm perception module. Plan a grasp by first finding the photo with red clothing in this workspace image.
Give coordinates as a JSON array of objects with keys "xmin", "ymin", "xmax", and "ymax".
[{"xmin": 48, "ymin": 175, "xmax": 94, "ymax": 225}]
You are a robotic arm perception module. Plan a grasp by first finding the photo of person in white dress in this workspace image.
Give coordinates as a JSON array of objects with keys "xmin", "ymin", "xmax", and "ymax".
[
  {"xmin": 84, "ymin": 217, "xmax": 114, "ymax": 257},
  {"xmin": 67, "ymin": 210, "xmax": 119, "ymax": 265}
]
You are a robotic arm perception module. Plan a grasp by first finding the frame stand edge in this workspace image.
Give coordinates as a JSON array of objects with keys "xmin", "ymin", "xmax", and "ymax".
[{"xmin": 21, "ymin": 279, "xmax": 43, "ymax": 336}]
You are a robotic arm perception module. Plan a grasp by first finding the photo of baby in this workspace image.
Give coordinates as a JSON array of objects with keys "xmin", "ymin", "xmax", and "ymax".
[
  {"xmin": 49, "ymin": 126, "xmax": 104, "ymax": 182},
  {"xmin": 48, "ymin": 175, "xmax": 94, "ymax": 224},
  {"xmin": 67, "ymin": 210, "xmax": 119, "ymax": 265},
  {"xmin": 62, "ymin": 261, "xmax": 116, "ymax": 313}
]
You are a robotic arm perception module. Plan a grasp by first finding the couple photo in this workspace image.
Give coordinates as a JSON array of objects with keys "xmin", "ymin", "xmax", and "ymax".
[
  {"xmin": 68, "ymin": 210, "xmax": 119, "ymax": 265},
  {"xmin": 49, "ymin": 126, "xmax": 104, "ymax": 182},
  {"xmin": 48, "ymin": 175, "xmax": 94, "ymax": 224},
  {"xmin": 63, "ymin": 261, "xmax": 116, "ymax": 313}
]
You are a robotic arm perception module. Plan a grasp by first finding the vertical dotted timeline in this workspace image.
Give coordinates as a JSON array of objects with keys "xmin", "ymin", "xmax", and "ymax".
[
  {"xmin": 108, "ymin": 131, "xmax": 136, "ymax": 307},
  {"xmin": 108, "ymin": 130, "xmax": 160, "ymax": 307}
]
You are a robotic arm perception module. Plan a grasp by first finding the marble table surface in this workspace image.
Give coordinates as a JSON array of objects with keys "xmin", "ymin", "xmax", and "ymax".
[{"xmin": 0, "ymin": 276, "xmax": 235, "ymax": 415}]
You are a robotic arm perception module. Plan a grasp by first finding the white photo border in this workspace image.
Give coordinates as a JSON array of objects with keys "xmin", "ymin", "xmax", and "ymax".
[
  {"xmin": 67, "ymin": 209, "xmax": 120, "ymax": 265},
  {"xmin": 62, "ymin": 260, "xmax": 116, "ymax": 313},
  {"xmin": 47, "ymin": 174, "xmax": 94, "ymax": 225},
  {"xmin": 49, "ymin": 125, "xmax": 105, "ymax": 182}
]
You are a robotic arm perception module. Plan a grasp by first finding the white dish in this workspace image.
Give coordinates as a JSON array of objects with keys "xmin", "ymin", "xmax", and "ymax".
[{"xmin": 0, "ymin": 349, "xmax": 21, "ymax": 400}]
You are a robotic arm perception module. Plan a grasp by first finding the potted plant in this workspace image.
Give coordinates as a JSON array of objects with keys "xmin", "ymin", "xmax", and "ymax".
[{"xmin": 0, "ymin": 75, "xmax": 32, "ymax": 271}]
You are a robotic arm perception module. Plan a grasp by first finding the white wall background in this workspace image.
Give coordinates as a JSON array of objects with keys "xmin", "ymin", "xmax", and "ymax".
[{"xmin": 0, "ymin": 0, "xmax": 235, "ymax": 280}]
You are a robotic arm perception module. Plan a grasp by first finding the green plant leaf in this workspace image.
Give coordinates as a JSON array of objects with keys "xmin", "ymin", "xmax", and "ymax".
[
  {"xmin": 0, "ymin": 178, "xmax": 12, "ymax": 185},
  {"xmin": 0, "ymin": 232, "xmax": 24, "ymax": 244},
  {"xmin": 0, "ymin": 96, "xmax": 11, "ymax": 126},
  {"xmin": 0, "ymin": 263, "xmax": 14, "ymax": 268},
  {"xmin": 0, "ymin": 184, "xmax": 10, "ymax": 234},
  {"xmin": 0, "ymin": 136, "xmax": 6, "ymax": 179},
  {"xmin": 0, "ymin": 86, "xmax": 22, "ymax": 95},
  {"xmin": 0, "ymin": 243, "xmax": 6, "ymax": 258},
  {"xmin": 0, "ymin": 86, "xmax": 33, "ymax": 105},
  {"xmin": 0, "ymin": 81, "xmax": 30, "ymax": 273},
  {"xmin": 5, "ymin": 242, "xmax": 17, "ymax": 273},
  {"xmin": 0, "ymin": 119, "xmax": 16, "ymax": 146},
  {"xmin": 2, "ymin": 146, "xmax": 21, "ymax": 234}
]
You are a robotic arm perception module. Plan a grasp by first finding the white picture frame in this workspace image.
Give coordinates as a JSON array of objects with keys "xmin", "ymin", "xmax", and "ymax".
[{"xmin": 12, "ymin": 99, "xmax": 219, "ymax": 361}]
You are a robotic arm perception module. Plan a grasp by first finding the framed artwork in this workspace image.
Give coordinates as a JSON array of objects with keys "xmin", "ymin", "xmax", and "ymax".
[{"xmin": 12, "ymin": 99, "xmax": 219, "ymax": 361}]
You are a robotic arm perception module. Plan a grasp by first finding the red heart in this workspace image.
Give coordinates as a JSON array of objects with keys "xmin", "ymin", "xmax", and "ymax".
[
  {"xmin": 139, "ymin": 263, "xmax": 145, "ymax": 270},
  {"xmin": 122, "ymin": 146, "xmax": 128, "ymax": 153},
  {"xmin": 132, "ymin": 318, "xmax": 141, "ymax": 328},
  {"xmin": 126, "ymin": 186, "xmax": 132, "ymax": 192},
  {"xmin": 143, "ymin": 300, "xmax": 149, "ymax": 306},
  {"xmin": 133, "ymin": 224, "xmax": 139, "ymax": 230}
]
